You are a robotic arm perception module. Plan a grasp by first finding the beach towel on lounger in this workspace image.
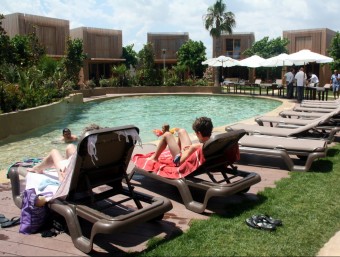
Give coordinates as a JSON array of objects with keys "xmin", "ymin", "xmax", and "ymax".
[
  {"xmin": 132, "ymin": 148, "xmax": 205, "ymax": 179},
  {"xmin": 132, "ymin": 143, "xmax": 240, "ymax": 179}
]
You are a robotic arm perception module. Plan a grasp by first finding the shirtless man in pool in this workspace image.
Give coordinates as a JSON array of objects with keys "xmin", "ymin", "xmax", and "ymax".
[{"xmin": 148, "ymin": 117, "xmax": 213, "ymax": 166}]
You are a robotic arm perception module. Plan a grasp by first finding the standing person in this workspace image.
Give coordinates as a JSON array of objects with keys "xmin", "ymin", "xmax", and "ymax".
[
  {"xmin": 147, "ymin": 117, "xmax": 213, "ymax": 166},
  {"xmin": 284, "ymin": 68, "xmax": 295, "ymax": 99},
  {"xmin": 330, "ymin": 70, "xmax": 339, "ymax": 99},
  {"xmin": 295, "ymin": 67, "xmax": 307, "ymax": 103}
]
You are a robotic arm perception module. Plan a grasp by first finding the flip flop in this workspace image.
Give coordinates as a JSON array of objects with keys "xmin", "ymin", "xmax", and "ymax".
[
  {"xmin": 256, "ymin": 214, "xmax": 282, "ymax": 226},
  {"xmin": 0, "ymin": 215, "xmax": 9, "ymax": 224},
  {"xmin": 246, "ymin": 217, "xmax": 276, "ymax": 231},
  {"xmin": 1, "ymin": 217, "xmax": 20, "ymax": 228}
]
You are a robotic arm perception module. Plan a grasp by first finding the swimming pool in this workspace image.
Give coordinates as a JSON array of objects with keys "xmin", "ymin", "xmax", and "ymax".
[{"xmin": 0, "ymin": 95, "xmax": 281, "ymax": 170}]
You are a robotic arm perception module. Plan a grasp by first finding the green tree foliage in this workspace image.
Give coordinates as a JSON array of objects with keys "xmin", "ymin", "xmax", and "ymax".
[
  {"xmin": 111, "ymin": 64, "xmax": 128, "ymax": 87},
  {"xmin": 137, "ymin": 43, "xmax": 159, "ymax": 86},
  {"xmin": 122, "ymin": 44, "xmax": 138, "ymax": 68},
  {"xmin": 63, "ymin": 38, "xmax": 87, "ymax": 85},
  {"xmin": 0, "ymin": 14, "xmax": 69, "ymax": 113},
  {"xmin": 10, "ymin": 33, "xmax": 45, "ymax": 67},
  {"xmin": 203, "ymin": 0, "xmax": 236, "ymax": 85},
  {"xmin": 0, "ymin": 14, "xmax": 13, "ymax": 65},
  {"xmin": 177, "ymin": 39, "xmax": 207, "ymax": 78},
  {"xmin": 328, "ymin": 32, "xmax": 340, "ymax": 70},
  {"xmin": 243, "ymin": 36, "xmax": 289, "ymax": 58},
  {"xmin": 243, "ymin": 36, "xmax": 290, "ymax": 81},
  {"xmin": 203, "ymin": 0, "xmax": 236, "ymax": 39}
]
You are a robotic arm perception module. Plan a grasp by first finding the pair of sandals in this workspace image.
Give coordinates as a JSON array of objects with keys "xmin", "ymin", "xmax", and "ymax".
[
  {"xmin": 245, "ymin": 214, "xmax": 282, "ymax": 231},
  {"xmin": 0, "ymin": 214, "xmax": 20, "ymax": 228}
]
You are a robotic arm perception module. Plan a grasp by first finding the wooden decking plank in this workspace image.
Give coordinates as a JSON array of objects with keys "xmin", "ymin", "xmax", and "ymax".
[
  {"xmin": 0, "ymin": 240, "xmax": 81, "ymax": 256},
  {"xmin": 0, "ymin": 230, "xmax": 86, "ymax": 256}
]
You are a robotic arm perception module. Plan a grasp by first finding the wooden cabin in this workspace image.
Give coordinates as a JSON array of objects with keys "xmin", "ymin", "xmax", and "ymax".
[
  {"xmin": 70, "ymin": 27, "xmax": 124, "ymax": 82},
  {"xmin": 147, "ymin": 32, "xmax": 189, "ymax": 67},
  {"xmin": 283, "ymin": 28, "xmax": 336, "ymax": 86},
  {"xmin": 3, "ymin": 12, "xmax": 69, "ymax": 59}
]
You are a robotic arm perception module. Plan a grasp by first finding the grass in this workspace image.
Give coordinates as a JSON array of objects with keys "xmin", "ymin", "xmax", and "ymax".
[{"xmin": 131, "ymin": 143, "xmax": 340, "ymax": 256}]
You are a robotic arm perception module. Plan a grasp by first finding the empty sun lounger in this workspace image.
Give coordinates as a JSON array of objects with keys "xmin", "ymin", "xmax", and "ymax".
[
  {"xmin": 255, "ymin": 113, "xmax": 340, "ymax": 128},
  {"xmin": 300, "ymin": 102, "xmax": 339, "ymax": 108},
  {"xmin": 293, "ymin": 106, "xmax": 336, "ymax": 113},
  {"xmin": 279, "ymin": 110, "xmax": 338, "ymax": 119},
  {"xmin": 129, "ymin": 130, "xmax": 261, "ymax": 213},
  {"xmin": 237, "ymin": 135, "xmax": 328, "ymax": 171},
  {"xmin": 256, "ymin": 116, "xmax": 318, "ymax": 127},
  {"xmin": 226, "ymin": 120, "xmax": 340, "ymax": 144},
  {"xmin": 8, "ymin": 125, "xmax": 172, "ymax": 253}
]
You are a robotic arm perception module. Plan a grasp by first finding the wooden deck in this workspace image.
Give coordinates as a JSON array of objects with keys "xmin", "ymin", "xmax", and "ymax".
[{"xmin": 0, "ymin": 143, "xmax": 291, "ymax": 256}]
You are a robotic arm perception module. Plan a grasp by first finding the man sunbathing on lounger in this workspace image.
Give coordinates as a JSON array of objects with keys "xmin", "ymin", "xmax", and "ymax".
[
  {"xmin": 148, "ymin": 117, "xmax": 213, "ymax": 166},
  {"xmin": 27, "ymin": 124, "xmax": 102, "ymax": 182}
]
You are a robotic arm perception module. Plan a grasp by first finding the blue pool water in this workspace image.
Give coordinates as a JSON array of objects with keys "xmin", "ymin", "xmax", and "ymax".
[{"xmin": 0, "ymin": 95, "xmax": 281, "ymax": 170}]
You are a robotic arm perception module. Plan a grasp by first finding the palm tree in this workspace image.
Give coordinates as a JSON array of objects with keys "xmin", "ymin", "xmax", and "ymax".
[{"xmin": 203, "ymin": 0, "xmax": 235, "ymax": 86}]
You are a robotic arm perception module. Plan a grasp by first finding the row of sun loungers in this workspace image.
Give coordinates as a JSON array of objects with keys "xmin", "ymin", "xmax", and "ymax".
[{"xmin": 227, "ymin": 102, "xmax": 340, "ymax": 172}]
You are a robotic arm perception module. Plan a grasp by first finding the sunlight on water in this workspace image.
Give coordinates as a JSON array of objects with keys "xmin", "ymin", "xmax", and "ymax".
[{"xmin": 0, "ymin": 95, "xmax": 280, "ymax": 170}]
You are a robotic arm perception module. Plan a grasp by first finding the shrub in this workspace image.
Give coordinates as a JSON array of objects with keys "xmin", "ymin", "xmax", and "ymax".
[
  {"xmin": 99, "ymin": 78, "xmax": 111, "ymax": 87},
  {"xmin": 86, "ymin": 79, "xmax": 96, "ymax": 89}
]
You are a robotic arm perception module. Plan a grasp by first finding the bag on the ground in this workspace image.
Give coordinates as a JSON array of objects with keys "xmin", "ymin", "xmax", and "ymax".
[{"xmin": 19, "ymin": 188, "xmax": 53, "ymax": 234}]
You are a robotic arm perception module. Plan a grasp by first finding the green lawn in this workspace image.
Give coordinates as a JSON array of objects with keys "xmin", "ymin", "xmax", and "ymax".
[{"xmin": 133, "ymin": 143, "xmax": 340, "ymax": 256}]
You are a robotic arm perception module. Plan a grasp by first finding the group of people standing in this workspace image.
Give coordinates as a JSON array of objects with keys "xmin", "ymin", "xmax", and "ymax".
[{"xmin": 284, "ymin": 67, "xmax": 339, "ymax": 102}]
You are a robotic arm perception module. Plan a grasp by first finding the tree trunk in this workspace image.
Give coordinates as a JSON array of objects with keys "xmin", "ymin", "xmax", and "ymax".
[{"xmin": 214, "ymin": 67, "xmax": 220, "ymax": 86}]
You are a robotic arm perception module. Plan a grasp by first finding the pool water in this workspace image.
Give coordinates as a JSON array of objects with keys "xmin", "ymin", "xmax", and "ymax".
[{"xmin": 0, "ymin": 95, "xmax": 281, "ymax": 170}]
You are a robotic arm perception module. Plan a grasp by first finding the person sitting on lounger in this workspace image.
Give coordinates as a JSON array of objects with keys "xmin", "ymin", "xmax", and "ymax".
[
  {"xmin": 27, "ymin": 124, "xmax": 103, "ymax": 182},
  {"xmin": 148, "ymin": 117, "xmax": 213, "ymax": 166}
]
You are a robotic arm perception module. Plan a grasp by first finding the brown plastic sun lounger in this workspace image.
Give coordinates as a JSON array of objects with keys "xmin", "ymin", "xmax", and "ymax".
[
  {"xmin": 293, "ymin": 106, "xmax": 336, "ymax": 113},
  {"xmin": 129, "ymin": 130, "xmax": 261, "ymax": 214},
  {"xmin": 255, "ymin": 112, "xmax": 340, "ymax": 128},
  {"xmin": 237, "ymin": 135, "xmax": 328, "ymax": 171},
  {"xmin": 255, "ymin": 116, "xmax": 320, "ymax": 127},
  {"xmin": 8, "ymin": 125, "xmax": 172, "ymax": 253},
  {"xmin": 226, "ymin": 120, "xmax": 340, "ymax": 144},
  {"xmin": 279, "ymin": 110, "xmax": 339, "ymax": 119},
  {"xmin": 300, "ymin": 102, "xmax": 339, "ymax": 108}
]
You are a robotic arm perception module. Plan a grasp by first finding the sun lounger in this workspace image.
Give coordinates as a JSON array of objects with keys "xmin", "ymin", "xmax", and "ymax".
[
  {"xmin": 255, "ymin": 113, "xmax": 340, "ymax": 128},
  {"xmin": 8, "ymin": 125, "xmax": 173, "ymax": 253},
  {"xmin": 279, "ymin": 110, "xmax": 336, "ymax": 119},
  {"xmin": 293, "ymin": 106, "xmax": 336, "ymax": 113},
  {"xmin": 255, "ymin": 116, "xmax": 318, "ymax": 127},
  {"xmin": 129, "ymin": 130, "xmax": 261, "ymax": 213},
  {"xmin": 226, "ymin": 120, "xmax": 340, "ymax": 143},
  {"xmin": 300, "ymin": 102, "xmax": 339, "ymax": 108},
  {"xmin": 237, "ymin": 135, "xmax": 328, "ymax": 171}
]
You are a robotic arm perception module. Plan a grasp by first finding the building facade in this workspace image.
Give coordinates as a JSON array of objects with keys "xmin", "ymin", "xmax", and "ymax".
[
  {"xmin": 213, "ymin": 32, "xmax": 255, "ymax": 60},
  {"xmin": 3, "ymin": 12, "xmax": 69, "ymax": 59},
  {"xmin": 70, "ymin": 27, "xmax": 124, "ymax": 83},
  {"xmin": 212, "ymin": 32, "xmax": 255, "ymax": 80},
  {"xmin": 147, "ymin": 32, "xmax": 189, "ymax": 67},
  {"xmin": 283, "ymin": 28, "xmax": 336, "ymax": 85}
]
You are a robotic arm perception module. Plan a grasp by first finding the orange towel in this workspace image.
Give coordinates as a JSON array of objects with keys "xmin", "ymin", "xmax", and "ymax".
[{"xmin": 132, "ymin": 148, "xmax": 205, "ymax": 179}]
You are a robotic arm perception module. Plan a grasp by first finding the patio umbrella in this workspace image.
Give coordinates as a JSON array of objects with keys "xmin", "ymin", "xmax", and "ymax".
[
  {"xmin": 238, "ymin": 55, "xmax": 266, "ymax": 68},
  {"xmin": 260, "ymin": 53, "xmax": 294, "ymax": 67},
  {"xmin": 287, "ymin": 49, "xmax": 334, "ymax": 65},
  {"xmin": 202, "ymin": 55, "xmax": 240, "ymax": 67}
]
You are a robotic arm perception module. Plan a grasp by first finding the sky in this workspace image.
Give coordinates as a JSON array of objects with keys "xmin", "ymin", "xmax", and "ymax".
[{"xmin": 2, "ymin": 0, "xmax": 339, "ymax": 58}]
